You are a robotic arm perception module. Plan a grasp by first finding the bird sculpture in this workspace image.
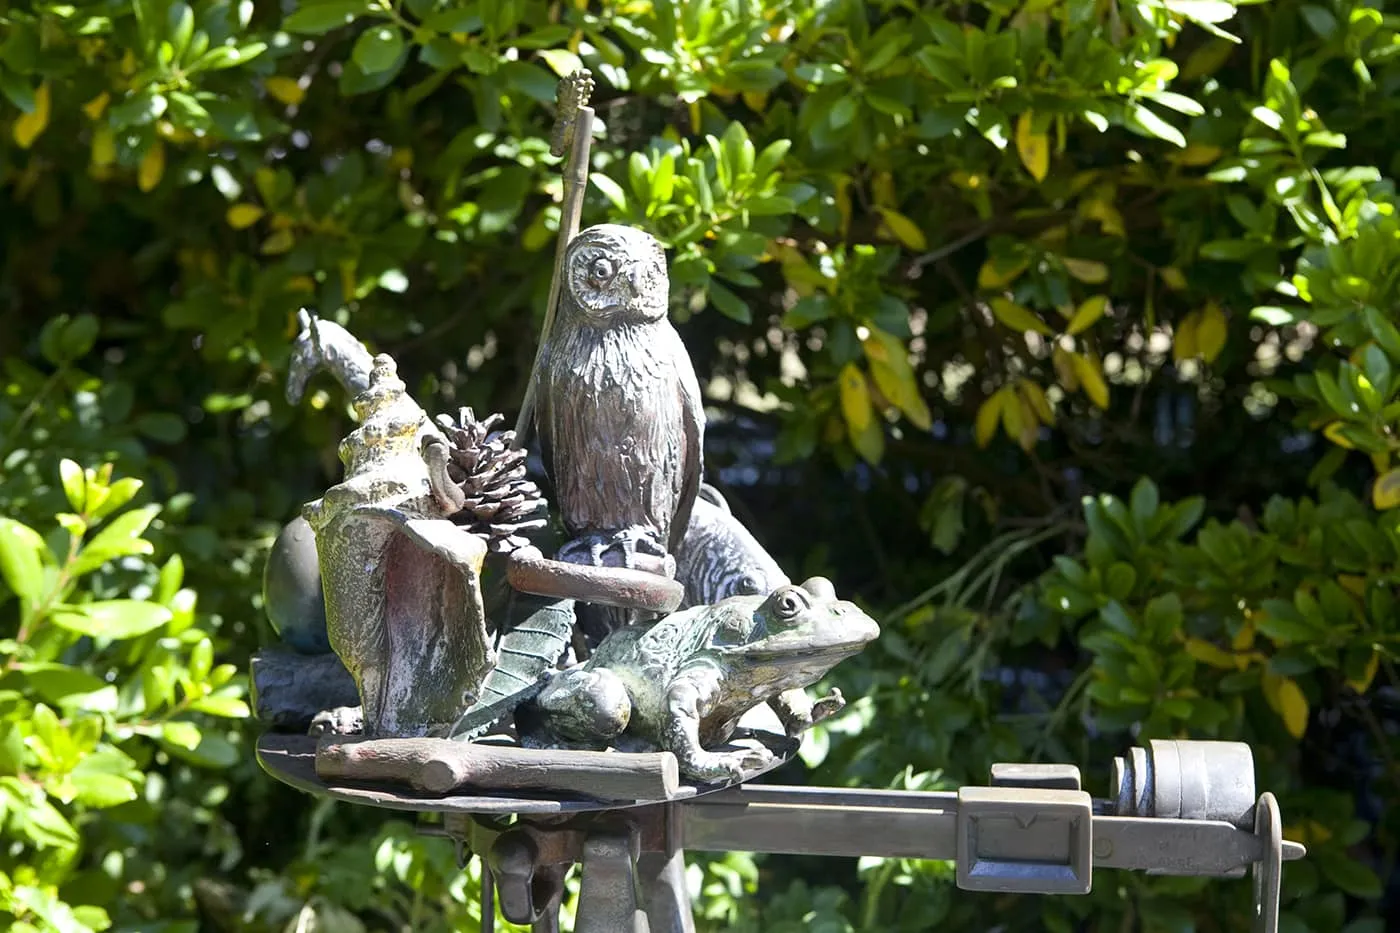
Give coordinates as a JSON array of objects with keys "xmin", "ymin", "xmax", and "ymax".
[{"xmin": 534, "ymin": 223, "xmax": 705, "ymax": 589}]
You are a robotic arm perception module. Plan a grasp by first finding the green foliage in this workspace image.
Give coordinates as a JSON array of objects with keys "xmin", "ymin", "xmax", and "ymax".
[
  {"xmin": 3, "ymin": 0, "xmax": 1400, "ymax": 930},
  {"xmin": 0, "ymin": 459, "xmax": 246, "ymax": 931}
]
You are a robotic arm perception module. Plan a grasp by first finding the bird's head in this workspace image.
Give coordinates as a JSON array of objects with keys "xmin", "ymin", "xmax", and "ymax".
[{"xmin": 563, "ymin": 224, "xmax": 669, "ymax": 326}]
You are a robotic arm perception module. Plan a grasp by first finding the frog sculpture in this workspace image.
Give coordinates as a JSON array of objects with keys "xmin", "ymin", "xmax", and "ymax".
[{"xmin": 520, "ymin": 577, "xmax": 879, "ymax": 782}]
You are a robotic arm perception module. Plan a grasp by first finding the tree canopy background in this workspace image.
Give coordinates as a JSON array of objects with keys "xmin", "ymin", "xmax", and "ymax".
[{"xmin": 1, "ymin": 0, "xmax": 1397, "ymax": 930}]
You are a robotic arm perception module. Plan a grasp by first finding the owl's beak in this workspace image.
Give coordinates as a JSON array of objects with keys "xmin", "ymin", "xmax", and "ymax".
[{"xmin": 624, "ymin": 268, "xmax": 643, "ymax": 297}]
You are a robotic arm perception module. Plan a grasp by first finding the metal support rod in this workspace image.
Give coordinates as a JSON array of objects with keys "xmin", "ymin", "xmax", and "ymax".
[
  {"xmin": 481, "ymin": 862, "xmax": 494, "ymax": 933},
  {"xmin": 575, "ymin": 829, "xmax": 648, "ymax": 933},
  {"xmin": 635, "ymin": 804, "xmax": 695, "ymax": 933}
]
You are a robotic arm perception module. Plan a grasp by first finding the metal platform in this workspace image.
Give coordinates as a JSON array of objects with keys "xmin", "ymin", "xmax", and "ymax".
[{"xmin": 258, "ymin": 734, "xmax": 1304, "ymax": 933}]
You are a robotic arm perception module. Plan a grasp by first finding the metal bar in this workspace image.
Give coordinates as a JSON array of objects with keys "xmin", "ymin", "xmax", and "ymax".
[
  {"xmin": 481, "ymin": 863, "xmax": 495, "ymax": 933},
  {"xmin": 1095, "ymin": 817, "xmax": 1267, "ymax": 875},
  {"xmin": 700, "ymin": 784, "xmax": 958, "ymax": 810},
  {"xmin": 683, "ymin": 801, "xmax": 958, "ymax": 860},
  {"xmin": 679, "ymin": 787, "xmax": 1303, "ymax": 878}
]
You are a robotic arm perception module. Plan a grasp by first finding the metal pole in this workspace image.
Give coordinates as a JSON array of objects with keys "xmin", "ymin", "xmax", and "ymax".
[
  {"xmin": 481, "ymin": 862, "xmax": 495, "ymax": 933},
  {"xmin": 512, "ymin": 70, "xmax": 595, "ymax": 449}
]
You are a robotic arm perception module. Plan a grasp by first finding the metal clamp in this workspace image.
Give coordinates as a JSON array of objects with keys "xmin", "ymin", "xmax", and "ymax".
[{"xmin": 956, "ymin": 786, "xmax": 1094, "ymax": 895}]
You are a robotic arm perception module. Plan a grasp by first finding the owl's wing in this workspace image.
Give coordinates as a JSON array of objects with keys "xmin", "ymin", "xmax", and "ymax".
[{"xmin": 669, "ymin": 329, "xmax": 706, "ymax": 555}]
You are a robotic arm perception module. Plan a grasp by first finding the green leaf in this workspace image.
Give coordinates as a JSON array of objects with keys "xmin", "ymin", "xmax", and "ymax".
[
  {"xmin": 0, "ymin": 68, "xmax": 36, "ymax": 113},
  {"xmin": 424, "ymin": 6, "xmax": 484, "ymax": 32},
  {"xmin": 160, "ymin": 721, "xmax": 201, "ymax": 750},
  {"xmin": 783, "ymin": 295, "xmax": 833, "ymax": 329},
  {"xmin": 17, "ymin": 797, "xmax": 79, "ymax": 848},
  {"xmin": 51, "ymin": 600, "xmax": 172, "ymax": 640},
  {"xmin": 1364, "ymin": 307, "xmax": 1400, "ymax": 358},
  {"xmin": 1130, "ymin": 478, "xmax": 1160, "ymax": 523},
  {"xmin": 134, "ymin": 412, "xmax": 187, "ymax": 444},
  {"xmin": 69, "ymin": 771, "xmax": 138, "ymax": 808},
  {"xmin": 538, "ymin": 48, "xmax": 582, "ymax": 78},
  {"xmin": 1255, "ymin": 600, "xmax": 1318, "ymax": 643},
  {"xmin": 59, "ymin": 459, "xmax": 87, "ymax": 512},
  {"xmin": 193, "ymin": 41, "xmax": 267, "ymax": 71},
  {"xmin": 169, "ymin": 730, "xmax": 240, "ymax": 768},
  {"xmin": 1142, "ymin": 91, "xmax": 1204, "ymax": 117},
  {"xmin": 1316, "ymin": 851, "xmax": 1382, "ymax": 899},
  {"xmin": 708, "ymin": 282, "xmax": 752, "ymax": 323},
  {"xmin": 0, "ymin": 723, "xmax": 25, "ymax": 775},
  {"xmin": 0, "ymin": 517, "xmax": 48, "ymax": 603},
  {"xmin": 209, "ymin": 164, "xmax": 242, "ymax": 200},
  {"xmin": 753, "ymin": 139, "xmax": 791, "ymax": 180},
  {"xmin": 591, "ymin": 174, "xmax": 628, "ymax": 212},
  {"xmin": 1161, "ymin": 497, "xmax": 1205, "ymax": 539},
  {"xmin": 829, "ymin": 95, "xmax": 858, "ymax": 129},
  {"xmin": 190, "ymin": 695, "xmax": 251, "ymax": 718},
  {"xmin": 1251, "ymin": 106, "xmax": 1283, "ymax": 131},
  {"xmin": 10, "ymin": 664, "xmax": 108, "ymax": 706},
  {"xmin": 1144, "ymin": 593, "xmax": 1184, "ymax": 639},
  {"xmin": 283, "ymin": 0, "xmax": 371, "ymax": 34},
  {"xmin": 90, "ymin": 478, "xmax": 142, "ymax": 522},
  {"xmin": 1128, "ymin": 104, "xmax": 1186, "ymax": 148},
  {"xmin": 168, "ymin": 3, "xmax": 195, "ymax": 58},
  {"xmin": 156, "ymin": 554, "xmax": 185, "ymax": 605},
  {"xmin": 1251, "ymin": 306, "xmax": 1295, "ymax": 326},
  {"xmin": 353, "ymin": 25, "xmax": 405, "ymax": 75},
  {"xmin": 1066, "ymin": 295, "xmax": 1108, "ymax": 335},
  {"xmin": 989, "ymin": 298, "xmax": 1053, "ymax": 336},
  {"xmin": 71, "ymin": 504, "xmax": 160, "ymax": 577}
]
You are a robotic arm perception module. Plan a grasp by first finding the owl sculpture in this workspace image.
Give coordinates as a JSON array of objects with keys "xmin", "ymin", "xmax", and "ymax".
[{"xmin": 535, "ymin": 224, "xmax": 705, "ymax": 580}]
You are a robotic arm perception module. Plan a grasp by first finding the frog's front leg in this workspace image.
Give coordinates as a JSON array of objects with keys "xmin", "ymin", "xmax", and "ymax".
[
  {"xmin": 770, "ymin": 687, "xmax": 846, "ymax": 737},
  {"xmin": 665, "ymin": 672, "xmax": 775, "ymax": 783}
]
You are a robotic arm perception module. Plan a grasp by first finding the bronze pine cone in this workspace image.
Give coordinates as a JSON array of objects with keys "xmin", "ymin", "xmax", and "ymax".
[{"xmin": 432, "ymin": 408, "xmax": 549, "ymax": 553}]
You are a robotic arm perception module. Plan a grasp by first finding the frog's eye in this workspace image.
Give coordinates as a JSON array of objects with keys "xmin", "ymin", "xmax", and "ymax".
[
  {"xmin": 589, "ymin": 256, "xmax": 616, "ymax": 283},
  {"xmin": 771, "ymin": 587, "xmax": 809, "ymax": 623}
]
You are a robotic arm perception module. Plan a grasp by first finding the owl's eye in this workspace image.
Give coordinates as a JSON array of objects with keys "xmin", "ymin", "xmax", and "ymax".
[{"xmin": 589, "ymin": 257, "xmax": 616, "ymax": 282}]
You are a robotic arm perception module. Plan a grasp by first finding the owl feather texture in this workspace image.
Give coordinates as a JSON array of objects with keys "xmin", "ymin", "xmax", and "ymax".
[{"xmin": 534, "ymin": 224, "xmax": 705, "ymax": 636}]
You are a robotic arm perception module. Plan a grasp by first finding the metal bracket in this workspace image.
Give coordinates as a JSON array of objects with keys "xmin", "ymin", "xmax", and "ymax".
[{"xmin": 956, "ymin": 786, "xmax": 1094, "ymax": 895}]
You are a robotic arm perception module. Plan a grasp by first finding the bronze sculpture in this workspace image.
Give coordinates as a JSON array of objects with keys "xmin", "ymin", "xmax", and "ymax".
[{"xmin": 247, "ymin": 68, "xmax": 1304, "ymax": 933}]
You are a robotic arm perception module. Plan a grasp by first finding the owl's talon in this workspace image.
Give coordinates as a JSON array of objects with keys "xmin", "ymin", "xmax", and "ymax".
[
  {"xmin": 603, "ymin": 527, "xmax": 667, "ymax": 569},
  {"xmin": 557, "ymin": 533, "xmax": 612, "ymax": 568}
]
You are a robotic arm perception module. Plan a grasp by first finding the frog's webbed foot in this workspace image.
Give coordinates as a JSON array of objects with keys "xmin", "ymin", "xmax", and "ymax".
[
  {"xmin": 666, "ymin": 676, "xmax": 776, "ymax": 783},
  {"xmin": 771, "ymin": 686, "xmax": 845, "ymax": 737},
  {"xmin": 684, "ymin": 746, "xmax": 777, "ymax": 784},
  {"xmin": 309, "ymin": 705, "xmax": 364, "ymax": 737},
  {"xmin": 811, "ymin": 687, "xmax": 846, "ymax": 724}
]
